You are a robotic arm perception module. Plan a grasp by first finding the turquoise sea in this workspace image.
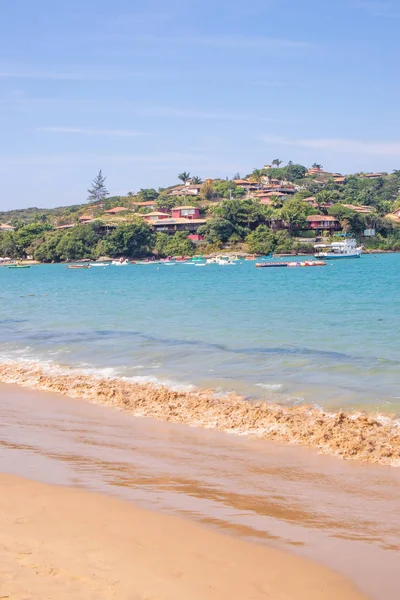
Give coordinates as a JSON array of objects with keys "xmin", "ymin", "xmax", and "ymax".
[{"xmin": 1, "ymin": 255, "xmax": 400, "ymax": 413}]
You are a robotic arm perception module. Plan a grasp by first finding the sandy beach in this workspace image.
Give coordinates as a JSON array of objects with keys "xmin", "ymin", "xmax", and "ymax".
[
  {"xmin": 0, "ymin": 473, "xmax": 368, "ymax": 600},
  {"xmin": 1, "ymin": 383, "xmax": 400, "ymax": 599}
]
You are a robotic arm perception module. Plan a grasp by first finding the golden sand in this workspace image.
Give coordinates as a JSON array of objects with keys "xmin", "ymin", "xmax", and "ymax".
[
  {"xmin": 0, "ymin": 361, "xmax": 399, "ymax": 466},
  {"xmin": 0, "ymin": 474, "xmax": 367, "ymax": 600}
]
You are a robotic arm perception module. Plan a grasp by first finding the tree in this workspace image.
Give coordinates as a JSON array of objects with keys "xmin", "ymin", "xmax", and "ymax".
[
  {"xmin": 269, "ymin": 194, "xmax": 284, "ymax": 209},
  {"xmin": 155, "ymin": 194, "xmax": 178, "ymax": 212},
  {"xmin": 87, "ymin": 170, "xmax": 109, "ymax": 203},
  {"xmin": 280, "ymin": 199, "xmax": 307, "ymax": 234},
  {"xmin": 197, "ymin": 218, "xmax": 235, "ymax": 244},
  {"xmin": 312, "ymin": 163, "xmax": 323, "ymax": 170},
  {"xmin": 155, "ymin": 232, "xmax": 195, "ymax": 257},
  {"xmin": 246, "ymin": 225, "xmax": 275, "ymax": 255},
  {"xmin": 105, "ymin": 221, "xmax": 155, "ymax": 258},
  {"xmin": 251, "ymin": 169, "xmax": 263, "ymax": 189},
  {"xmin": 201, "ymin": 179, "xmax": 215, "ymax": 200},
  {"xmin": 272, "ymin": 159, "xmax": 283, "ymax": 168},
  {"xmin": 191, "ymin": 176, "xmax": 203, "ymax": 184},
  {"xmin": 178, "ymin": 171, "xmax": 191, "ymax": 183},
  {"xmin": 136, "ymin": 188, "xmax": 158, "ymax": 201},
  {"xmin": 213, "ymin": 180, "xmax": 245, "ymax": 200}
]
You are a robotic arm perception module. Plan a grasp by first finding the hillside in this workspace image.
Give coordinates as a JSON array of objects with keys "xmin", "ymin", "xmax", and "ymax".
[{"xmin": 1, "ymin": 164, "xmax": 400, "ymax": 261}]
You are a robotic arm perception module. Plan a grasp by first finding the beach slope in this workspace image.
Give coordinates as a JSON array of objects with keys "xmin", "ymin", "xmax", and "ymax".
[{"xmin": 0, "ymin": 474, "xmax": 366, "ymax": 600}]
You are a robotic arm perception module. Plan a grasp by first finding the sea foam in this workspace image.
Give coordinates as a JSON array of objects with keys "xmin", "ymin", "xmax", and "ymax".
[{"xmin": 0, "ymin": 359, "xmax": 399, "ymax": 467}]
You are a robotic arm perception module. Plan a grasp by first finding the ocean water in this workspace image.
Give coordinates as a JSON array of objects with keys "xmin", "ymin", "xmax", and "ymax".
[{"xmin": 1, "ymin": 255, "xmax": 399, "ymax": 413}]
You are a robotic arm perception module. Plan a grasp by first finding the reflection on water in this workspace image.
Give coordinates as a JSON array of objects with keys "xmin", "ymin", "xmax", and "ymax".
[{"xmin": 0, "ymin": 384, "xmax": 399, "ymax": 600}]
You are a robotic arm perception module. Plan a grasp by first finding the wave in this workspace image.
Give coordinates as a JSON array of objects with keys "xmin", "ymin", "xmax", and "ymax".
[{"xmin": 0, "ymin": 359, "xmax": 399, "ymax": 467}]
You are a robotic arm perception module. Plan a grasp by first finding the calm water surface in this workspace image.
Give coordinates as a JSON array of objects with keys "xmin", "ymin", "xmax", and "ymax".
[{"xmin": 1, "ymin": 255, "xmax": 399, "ymax": 411}]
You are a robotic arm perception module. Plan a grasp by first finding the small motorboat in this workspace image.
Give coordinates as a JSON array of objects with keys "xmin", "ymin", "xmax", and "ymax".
[
  {"xmin": 112, "ymin": 259, "xmax": 130, "ymax": 266},
  {"xmin": 66, "ymin": 265, "xmax": 91, "ymax": 269},
  {"xmin": 89, "ymin": 262, "xmax": 109, "ymax": 267},
  {"xmin": 9, "ymin": 265, "xmax": 30, "ymax": 269}
]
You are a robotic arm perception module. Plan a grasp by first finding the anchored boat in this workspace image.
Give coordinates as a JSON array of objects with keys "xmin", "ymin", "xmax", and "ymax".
[
  {"xmin": 314, "ymin": 238, "xmax": 363, "ymax": 259},
  {"xmin": 256, "ymin": 261, "xmax": 326, "ymax": 268}
]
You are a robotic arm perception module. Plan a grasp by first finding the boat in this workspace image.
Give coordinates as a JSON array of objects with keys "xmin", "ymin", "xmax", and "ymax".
[
  {"xmin": 256, "ymin": 262, "xmax": 288, "ymax": 268},
  {"xmin": 256, "ymin": 261, "xmax": 326, "ymax": 268},
  {"xmin": 66, "ymin": 265, "xmax": 90, "ymax": 269},
  {"xmin": 314, "ymin": 237, "xmax": 363, "ymax": 259},
  {"xmin": 8, "ymin": 265, "xmax": 30, "ymax": 269},
  {"xmin": 89, "ymin": 262, "xmax": 109, "ymax": 267},
  {"xmin": 112, "ymin": 259, "xmax": 130, "ymax": 266},
  {"xmin": 191, "ymin": 255, "xmax": 204, "ymax": 262},
  {"xmin": 217, "ymin": 255, "xmax": 236, "ymax": 265}
]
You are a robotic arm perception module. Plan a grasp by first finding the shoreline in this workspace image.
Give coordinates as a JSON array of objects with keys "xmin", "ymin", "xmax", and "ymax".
[
  {"xmin": 0, "ymin": 473, "xmax": 367, "ymax": 600},
  {"xmin": 0, "ymin": 360, "xmax": 399, "ymax": 466}
]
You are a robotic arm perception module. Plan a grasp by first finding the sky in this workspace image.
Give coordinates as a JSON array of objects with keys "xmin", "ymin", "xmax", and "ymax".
[{"xmin": 1, "ymin": 0, "xmax": 400, "ymax": 210}]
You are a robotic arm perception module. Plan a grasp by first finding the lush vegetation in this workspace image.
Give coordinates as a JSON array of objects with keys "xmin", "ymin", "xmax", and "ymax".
[{"xmin": 1, "ymin": 165, "xmax": 400, "ymax": 260}]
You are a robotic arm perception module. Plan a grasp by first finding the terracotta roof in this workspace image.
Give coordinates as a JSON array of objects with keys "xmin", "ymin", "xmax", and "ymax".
[
  {"xmin": 79, "ymin": 214, "xmax": 92, "ymax": 220},
  {"xmin": 342, "ymin": 204, "xmax": 375, "ymax": 214},
  {"xmin": 152, "ymin": 218, "xmax": 207, "ymax": 225},
  {"xmin": 173, "ymin": 205, "xmax": 197, "ymax": 210},
  {"xmin": 131, "ymin": 201, "xmax": 156, "ymax": 207},
  {"xmin": 143, "ymin": 212, "xmax": 170, "ymax": 217},
  {"xmin": 0, "ymin": 223, "xmax": 15, "ymax": 230},
  {"xmin": 104, "ymin": 206, "xmax": 129, "ymax": 214},
  {"xmin": 306, "ymin": 215, "xmax": 338, "ymax": 222},
  {"xmin": 303, "ymin": 196, "xmax": 316, "ymax": 202}
]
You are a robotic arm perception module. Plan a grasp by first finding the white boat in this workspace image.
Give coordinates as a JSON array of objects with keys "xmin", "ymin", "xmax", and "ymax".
[
  {"xmin": 112, "ymin": 259, "xmax": 130, "ymax": 266},
  {"xmin": 89, "ymin": 262, "xmax": 109, "ymax": 267},
  {"xmin": 314, "ymin": 238, "xmax": 363, "ymax": 259},
  {"xmin": 217, "ymin": 255, "xmax": 236, "ymax": 265}
]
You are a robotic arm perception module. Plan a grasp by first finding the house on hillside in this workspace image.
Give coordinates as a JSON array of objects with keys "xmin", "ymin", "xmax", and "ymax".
[
  {"xmin": 333, "ymin": 176, "xmax": 347, "ymax": 184},
  {"xmin": 233, "ymin": 179, "xmax": 259, "ymax": 191},
  {"xmin": 79, "ymin": 214, "xmax": 93, "ymax": 224},
  {"xmin": 131, "ymin": 201, "xmax": 157, "ymax": 210},
  {"xmin": 362, "ymin": 173, "xmax": 386, "ymax": 179},
  {"xmin": 143, "ymin": 212, "xmax": 170, "ymax": 222},
  {"xmin": 386, "ymin": 208, "xmax": 400, "ymax": 223},
  {"xmin": 342, "ymin": 204, "xmax": 375, "ymax": 214},
  {"xmin": 171, "ymin": 206, "xmax": 200, "ymax": 220},
  {"xmin": 151, "ymin": 218, "xmax": 207, "ymax": 235},
  {"xmin": 104, "ymin": 206, "xmax": 130, "ymax": 215},
  {"xmin": 306, "ymin": 215, "xmax": 341, "ymax": 233},
  {"xmin": 0, "ymin": 223, "xmax": 15, "ymax": 231},
  {"xmin": 167, "ymin": 182, "xmax": 202, "ymax": 197}
]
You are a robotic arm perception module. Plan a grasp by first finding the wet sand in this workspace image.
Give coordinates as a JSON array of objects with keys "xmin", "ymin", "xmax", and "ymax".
[
  {"xmin": 1, "ymin": 383, "xmax": 400, "ymax": 599},
  {"xmin": 0, "ymin": 361, "xmax": 399, "ymax": 465},
  {"xmin": 0, "ymin": 474, "xmax": 368, "ymax": 600}
]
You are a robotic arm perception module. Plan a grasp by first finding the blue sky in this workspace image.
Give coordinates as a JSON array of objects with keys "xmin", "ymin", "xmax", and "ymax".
[{"xmin": 1, "ymin": 0, "xmax": 399, "ymax": 210}]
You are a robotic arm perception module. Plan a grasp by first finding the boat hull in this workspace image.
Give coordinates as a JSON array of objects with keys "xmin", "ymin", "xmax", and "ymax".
[{"xmin": 317, "ymin": 254, "xmax": 361, "ymax": 260}]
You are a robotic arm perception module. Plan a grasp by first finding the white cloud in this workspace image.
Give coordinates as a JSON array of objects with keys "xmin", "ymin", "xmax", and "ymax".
[
  {"xmin": 261, "ymin": 135, "xmax": 400, "ymax": 157},
  {"xmin": 35, "ymin": 127, "xmax": 150, "ymax": 137}
]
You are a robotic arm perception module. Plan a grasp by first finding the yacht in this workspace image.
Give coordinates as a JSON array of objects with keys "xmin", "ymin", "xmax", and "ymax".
[{"xmin": 314, "ymin": 238, "xmax": 363, "ymax": 259}]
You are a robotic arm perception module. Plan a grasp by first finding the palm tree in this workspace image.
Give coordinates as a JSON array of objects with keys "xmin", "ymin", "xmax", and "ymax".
[
  {"xmin": 191, "ymin": 176, "xmax": 203, "ymax": 184},
  {"xmin": 272, "ymin": 159, "xmax": 283, "ymax": 168},
  {"xmin": 270, "ymin": 194, "xmax": 284, "ymax": 209},
  {"xmin": 312, "ymin": 163, "xmax": 323, "ymax": 170},
  {"xmin": 178, "ymin": 171, "xmax": 191, "ymax": 183},
  {"xmin": 251, "ymin": 168, "xmax": 263, "ymax": 189}
]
